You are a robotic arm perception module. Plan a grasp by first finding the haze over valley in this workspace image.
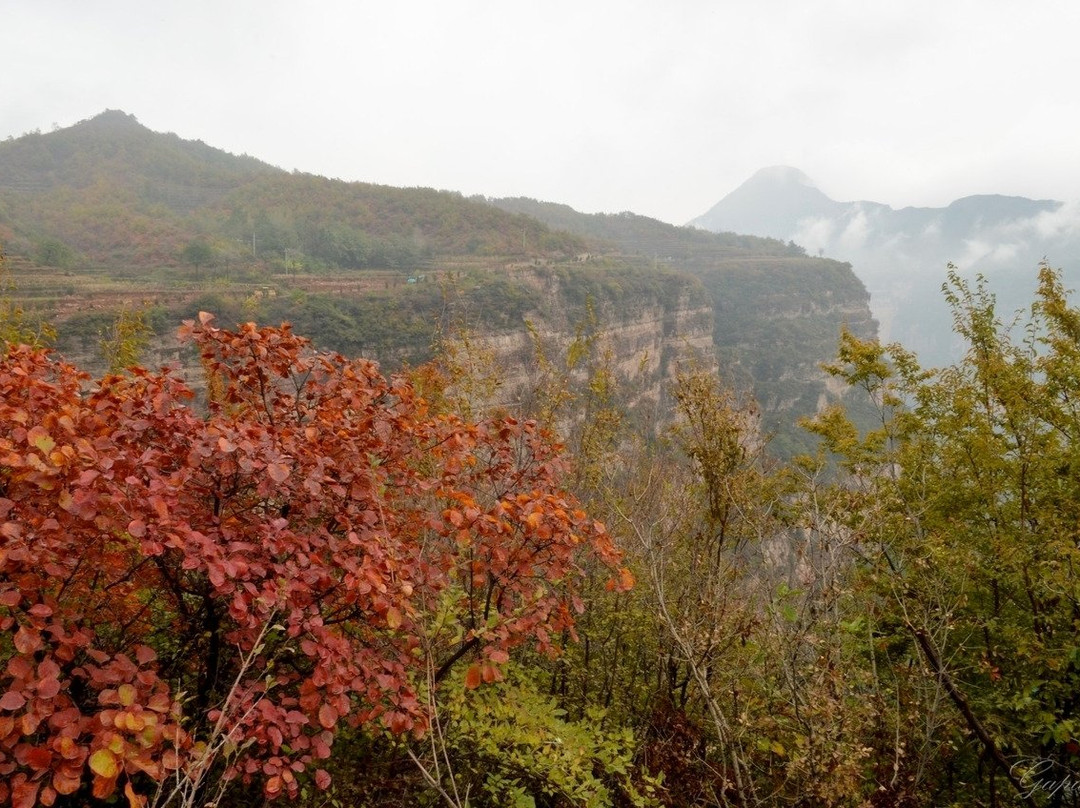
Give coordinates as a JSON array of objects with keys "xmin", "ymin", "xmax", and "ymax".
[{"xmin": 692, "ymin": 165, "xmax": 1080, "ymax": 365}]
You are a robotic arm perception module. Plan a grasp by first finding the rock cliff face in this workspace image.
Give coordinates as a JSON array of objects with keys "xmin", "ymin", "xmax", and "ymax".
[
  {"xmin": 442, "ymin": 265, "xmax": 716, "ymax": 429},
  {"xmin": 488, "ymin": 197, "xmax": 880, "ymax": 454},
  {"xmin": 678, "ymin": 257, "xmax": 877, "ymax": 455}
]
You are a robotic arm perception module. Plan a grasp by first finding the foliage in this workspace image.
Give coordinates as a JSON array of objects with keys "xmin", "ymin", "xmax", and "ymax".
[
  {"xmin": 0, "ymin": 248, "xmax": 54, "ymax": 354},
  {"xmin": 32, "ymin": 239, "xmax": 76, "ymax": 270},
  {"xmin": 429, "ymin": 664, "xmax": 656, "ymax": 808},
  {"xmin": 0, "ymin": 315, "xmax": 626, "ymax": 807},
  {"xmin": 180, "ymin": 240, "xmax": 213, "ymax": 272},
  {"xmin": 0, "ymin": 113, "xmax": 584, "ymax": 270},
  {"xmin": 98, "ymin": 306, "xmax": 153, "ymax": 373},
  {"xmin": 805, "ymin": 264, "xmax": 1080, "ymax": 805}
]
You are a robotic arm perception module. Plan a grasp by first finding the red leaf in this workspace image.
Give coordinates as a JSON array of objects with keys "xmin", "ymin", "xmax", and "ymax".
[
  {"xmin": 318, "ymin": 703, "xmax": 338, "ymax": 730},
  {"xmin": 0, "ymin": 691, "xmax": 26, "ymax": 711},
  {"xmin": 315, "ymin": 769, "xmax": 331, "ymax": 789},
  {"xmin": 36, "ymin": 677, "xmax": 61, "ymax": 700},
  {"xmin": 11, "ymin": 777, "xmax": 38, "ymax": 808},
  {"xmin": 25, "ymin": 746, "xmax": 52, "ymax": 770},
  {"xmin": 13, "ymin": 627, "xmax": 41, "ymax": 654}
]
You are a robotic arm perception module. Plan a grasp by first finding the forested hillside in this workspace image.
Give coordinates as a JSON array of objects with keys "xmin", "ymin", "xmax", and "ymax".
[{"xmin": 0, "ymin": 111, "xmax": 584, "ymax": 269}]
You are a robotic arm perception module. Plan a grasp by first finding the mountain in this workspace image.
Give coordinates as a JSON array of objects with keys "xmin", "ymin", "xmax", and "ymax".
[
  {"xmin": 690, "ymin": 166, "xmax": 843, "ymax": 240},
  {"xmin": 489, "ymin": 198, "xmax": 877, "ymax": 453},
  {"xmin": 0, "ymin": 110, "xmax": 587, "ymax": 268},
  {"xmin": 0, "ymin": 113, "xmax": 876, "ymax": 454},
  {"xmin": 690, "ymin": 168, "xmax": 1080, "ymax": 366}
]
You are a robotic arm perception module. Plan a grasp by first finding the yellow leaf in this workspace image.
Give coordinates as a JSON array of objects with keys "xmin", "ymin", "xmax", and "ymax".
[
  {"xmin": 385, "ymin": 607, "xmax": 402, "ymax": 630},
  {"xmin": 89, "ymin": 748, "xmax": 119, "ymax": 779}
]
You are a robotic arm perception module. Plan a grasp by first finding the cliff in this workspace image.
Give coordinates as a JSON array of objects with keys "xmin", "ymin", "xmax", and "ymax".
[
  {"xmin": 51, "ymin": 260, "xmax": 716, "ymax": 434},
  {"xmin": 488, "ymin": 198, "xmax": 879, "ymax": 454}
]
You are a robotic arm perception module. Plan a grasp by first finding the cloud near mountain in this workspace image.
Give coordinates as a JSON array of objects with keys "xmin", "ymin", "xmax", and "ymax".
[{"xmin": 691, "ymin": 167, "xmax": 1080, "ymax": 366}]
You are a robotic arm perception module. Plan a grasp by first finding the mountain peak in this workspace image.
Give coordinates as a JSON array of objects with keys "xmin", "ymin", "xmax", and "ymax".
[
  {"xmin": 688, "ymin": 166, "xmax": 839, "ymax": 237},
  {"xmin": 749, "ymin": 165, "xmax": 819, "ymax": 189},
  {"xmin": 78, "ymin": 109, "xmax": 145, "ymax": 131}
]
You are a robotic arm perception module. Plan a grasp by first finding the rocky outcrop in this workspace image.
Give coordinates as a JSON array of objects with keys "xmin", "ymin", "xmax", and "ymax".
[{"xmin": 451, "ymin": 265, "xmax": 716, "ymax": 429}]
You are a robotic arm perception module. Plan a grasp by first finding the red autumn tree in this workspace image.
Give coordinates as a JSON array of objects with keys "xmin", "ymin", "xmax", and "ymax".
[{"xmin": 0, "ymin": 314, "xmax": 627, "ymax": 807}]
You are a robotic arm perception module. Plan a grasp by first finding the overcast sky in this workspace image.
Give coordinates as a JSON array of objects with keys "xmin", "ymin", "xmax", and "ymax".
[{"xmin": 4, "ymin": 1, "xmax": 1079, "ymax": 225}]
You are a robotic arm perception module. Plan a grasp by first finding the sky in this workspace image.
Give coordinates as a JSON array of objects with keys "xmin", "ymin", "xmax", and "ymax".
[{"xmin": 4, "ymin": 0, "xmax": 1080, "ymax": 225}]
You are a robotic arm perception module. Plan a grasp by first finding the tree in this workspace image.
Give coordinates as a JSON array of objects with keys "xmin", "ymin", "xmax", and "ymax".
[
  {"xmin": 0, "ymin": 314, "xmax": 627, "ymax": 807},
  {"xmin": 806, "ymin": 264, "xmax": 1080, "ymax": 806},
  {"xmin": 32, "ymin": 239, "xmax": 76, "ymax": 270},
  {"xmin": 98, "ymin": 306, "xmax": 153, "ymax": 373},
  {"xmin": 181, "ymin": 240, "xmax": 213, "ymax": 274}
]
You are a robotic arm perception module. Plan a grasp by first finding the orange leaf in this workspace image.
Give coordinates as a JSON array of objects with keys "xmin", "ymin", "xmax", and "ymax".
[
  {"xmin": 51, "ymin": 770, "xmax": 82, "ymax": 796},
  {"xmin": 92, "ymin": 774, "xmax": 118, "ymax": 800},
  {"xmin": 124, "ymin": 781, "xmax": 146, "ymax": 808},
  {"xmin": 464, "ymin": 664, "xmax": 482, "ymax": 690},
  {"xmin": 267, "ymin": 463, "xmax": 290, "ymax": 483}
]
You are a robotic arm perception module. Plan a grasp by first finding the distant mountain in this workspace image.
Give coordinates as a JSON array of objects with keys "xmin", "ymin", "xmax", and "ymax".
[
  {"xmin": 0, "ymin": 110, "xmax": 586, "ymax": 267},
  {"xmin": 0, "ymin": 110, "xmax": 278, "ymax": 199},
  {"xmin": 690, "ymin": 168, "xmax": 1080, "ymax": 366},
  {"xmin": 690, "ymin": 166, "xmax": 843, "ymax": 240}
]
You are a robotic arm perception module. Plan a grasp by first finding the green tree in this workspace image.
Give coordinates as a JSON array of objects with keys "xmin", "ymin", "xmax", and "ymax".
[
  {"xmin": 33, "ymin": 237, "xmax": 76, "ymax": 269},
  {"xmin": 182, "ymin": 239, "xmax": 214, "ymax": 274},
  {"xmin": 98, "ymin": 305, "xmax": 153, "ymax": 372},
  {"xmin": 806, "ymin": 264, "xmax": 1080, "ymax": 806}
]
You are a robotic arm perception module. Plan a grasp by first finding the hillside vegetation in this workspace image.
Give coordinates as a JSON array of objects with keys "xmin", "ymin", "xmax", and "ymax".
[{"xmin": 3, "ymin": 234, "xmax": 1077, "ymax": 806}]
